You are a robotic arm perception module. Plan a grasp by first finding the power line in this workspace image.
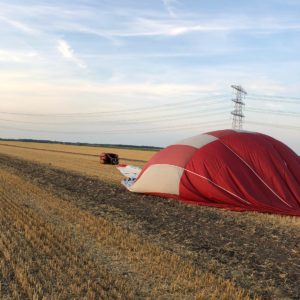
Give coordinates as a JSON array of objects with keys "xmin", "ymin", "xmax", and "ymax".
[
  {"xmin": 246, "ymin": 107, "xmax": 300, "ymax": 117},
  {"xmin": 104, "ymin": 120, "xmax": 230, "ymax": 134},
  {"xmin": 247, "ymin": 97, "xmax": 300, "ymax": 105},
  {"xmin": 0, "ymin": 94, "xmax": 228, "ymax": 117},
  {"xmin": 3, "ymin": 103, "xmax": 299, "ymax": 126},
  {"xmin": 249, "ymin": 93, "xmax": 300, "ymax": 101},
  {"xmin": 1, "ymin": 88, "xmax": 299, "ymax": 138},
  {"xmin": 0, "ymin": 93, "xmax": 298, "ymax": 118},
  {"xmin": 246, "ymin": 121, "xmax": 300, "ymax": 131},
  {"xmin": 2, "ymin": 104, "xmax": 299, "ymax": 126},
  {"xmin": 0, "ymin": 119, "xmax": 230, "ymax": 134},
  {"xmin": 0, "ymin": 106, "xmax": 231, "ymax": 126}
]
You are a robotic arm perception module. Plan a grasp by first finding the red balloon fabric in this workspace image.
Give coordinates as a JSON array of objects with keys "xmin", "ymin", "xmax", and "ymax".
[{"xmin": 127, "ymin": 130, "xmax": 300, "ymax": 216}]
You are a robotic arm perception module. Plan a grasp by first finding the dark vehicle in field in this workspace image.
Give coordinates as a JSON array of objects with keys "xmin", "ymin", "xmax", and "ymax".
[{"xmin": 99, "ymin": 152, "xmax": 119, "ymax": 165}]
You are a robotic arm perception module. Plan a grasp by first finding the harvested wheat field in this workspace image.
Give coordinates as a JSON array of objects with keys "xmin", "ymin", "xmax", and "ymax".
[
  {"xmin": 0, "ymin": 141, "xmax": 156, "ymax": 183},
  {"xmin": 0, "ymin": 142, "xmax": 299, "ymax": 299}
]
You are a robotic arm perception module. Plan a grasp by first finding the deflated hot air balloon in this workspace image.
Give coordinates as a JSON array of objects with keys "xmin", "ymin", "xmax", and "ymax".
[{"xmin": 118, "ymin": 130, "xmax": 300, "ymax": 216}]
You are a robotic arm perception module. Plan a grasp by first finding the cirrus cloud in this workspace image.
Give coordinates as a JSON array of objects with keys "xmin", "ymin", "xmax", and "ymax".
[{"xmin": 57, "ymin": 39, "xmax": 86, "ymax": 69}]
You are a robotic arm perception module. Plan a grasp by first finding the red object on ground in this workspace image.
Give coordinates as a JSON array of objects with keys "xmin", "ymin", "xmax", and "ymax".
[
  {"xmin": 127, "ymin": 130, "xmax": 300, "ymax": 216},
  {"xmin": 100, "ymin": 152, "xmax": 119, "ymax": 165}
]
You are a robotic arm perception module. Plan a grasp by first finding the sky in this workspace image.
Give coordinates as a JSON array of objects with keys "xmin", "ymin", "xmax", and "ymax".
[{"xmin": 0, "ymin": 0, "xmax": 299, "ymax": 152}]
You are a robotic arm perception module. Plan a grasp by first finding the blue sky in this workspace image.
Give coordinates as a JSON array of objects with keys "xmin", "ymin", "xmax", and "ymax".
[{"xmin": 0, "ymin": 0, "xmax": 299, "ymax": 151}]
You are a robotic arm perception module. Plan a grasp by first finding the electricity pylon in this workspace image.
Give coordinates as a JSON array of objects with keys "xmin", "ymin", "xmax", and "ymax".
[{"xmin": 231, "ymin": 85, "xmax": 247, "ymax": 130}]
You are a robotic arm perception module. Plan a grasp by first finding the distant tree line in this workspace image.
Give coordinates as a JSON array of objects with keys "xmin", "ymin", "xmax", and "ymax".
[{"xmin": 0, "ymin": 138, "xmax": 162, "ymax": 151}]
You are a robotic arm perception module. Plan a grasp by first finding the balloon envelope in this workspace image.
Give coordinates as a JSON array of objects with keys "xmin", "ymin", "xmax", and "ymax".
[{"xmin": 120, "ymin": 130, "xmax": 300, "ymax": 216}]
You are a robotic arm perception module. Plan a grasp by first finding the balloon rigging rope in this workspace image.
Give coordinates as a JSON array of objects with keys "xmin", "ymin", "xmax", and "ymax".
[
  {"xmin": 182, "ymin": 168, "xmax": 251, "ymax": 206},
  {"xmin": 219, "ymin": 142, "xmax": 292, "ymax": 208}
]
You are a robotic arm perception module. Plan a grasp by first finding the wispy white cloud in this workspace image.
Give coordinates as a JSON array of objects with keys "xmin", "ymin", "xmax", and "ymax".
[
  {"xmin": 1, "ymin": 2, "xmax": 300, "ymax": 40},
  {"xmin": 57, "ymin": 39, "xmax": 86, "ymax": 69},
  {"xmin": 161, "ymin": 0, "xmax": 178, "ymax": 17},
  {"xmin": 57, "ymin": 18, "xmax": 233, "ymax": 38},
  {"xmin": 0, "ymin": 16, "xmax": 39, "ymax": 35},
  {"xmin": 0, "ymin": 49, "xmax": 39, "ymax": 63},
  {"xmin": 134, "ymin": 18, "xmax": 232, "ymax": 36},
  {"xmin": 0, "ymin": 3, "xmax": 91, "ymax": 20},
  {"xmin": 81, "ymin": 47, "xmax": 244, "ymax": 59},
  {"xmin": 51, "ymin": 16, "xmax": 300, "ymax": 40},
  {"xmin": 133, "ymin": 17, "xmax": 300, "ymax": 37}
]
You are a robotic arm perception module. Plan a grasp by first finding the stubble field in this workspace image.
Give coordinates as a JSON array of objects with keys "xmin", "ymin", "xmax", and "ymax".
[{"xmin": 0, "ymin": 141, "xmax": 299, "ymax": 299}]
